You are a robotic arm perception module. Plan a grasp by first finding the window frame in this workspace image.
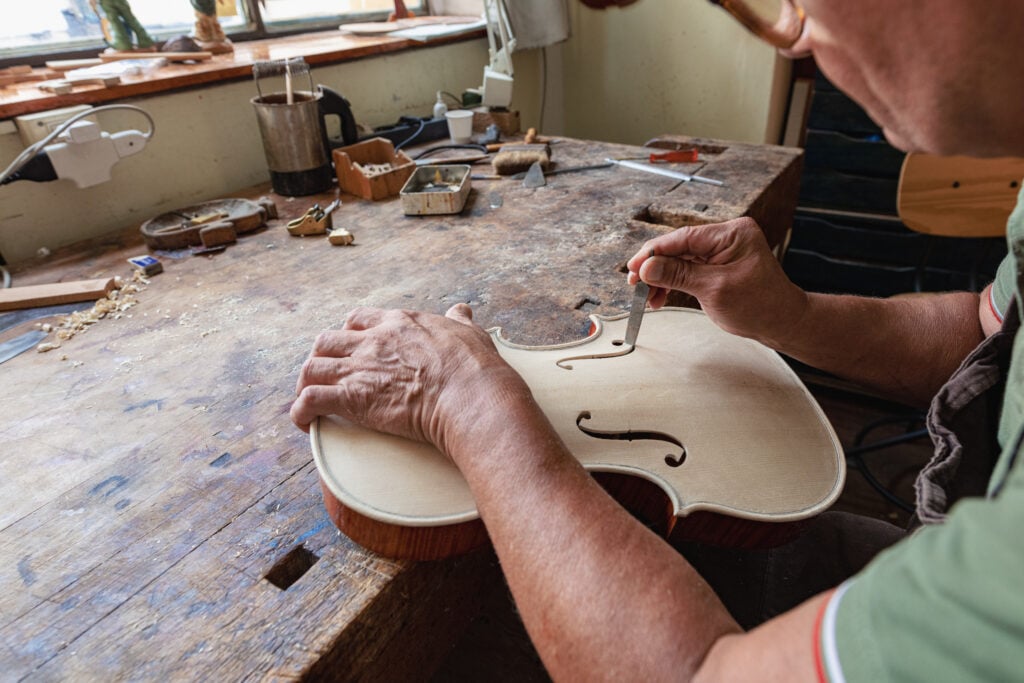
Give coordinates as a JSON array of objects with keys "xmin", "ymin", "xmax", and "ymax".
[{"xmin": 0, "ymin": 0, "xmax": 424, "ymax": 68}]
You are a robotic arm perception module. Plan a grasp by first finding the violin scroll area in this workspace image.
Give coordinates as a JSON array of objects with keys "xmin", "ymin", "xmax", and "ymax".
[{"xmin": 575, "ymin": 411, "xmax": 687, "ymax": 467}]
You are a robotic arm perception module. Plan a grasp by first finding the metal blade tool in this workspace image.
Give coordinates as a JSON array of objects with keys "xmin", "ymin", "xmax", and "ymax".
[
  {"xmin": 624, "ymin": 281, "xmax": 650, "ymax": 347},
  {"xmin": 0, "ymin": 329, "xmax": 47, "ymax": 365},
  {"xmin": 606, "ymin": 158, "xmax": 724, "ymax": 187}
]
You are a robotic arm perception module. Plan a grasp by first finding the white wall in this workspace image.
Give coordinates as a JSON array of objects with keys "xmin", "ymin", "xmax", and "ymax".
[
  {"xmin": 559, "ymin": 1, "xmax": 790, "ymax": 146},
  {"xmin": 0, "ymin": 41, "xmax": 490, "ymax": 265},
  {"xmin": 0, "ymin": 4, "xmax": 789, "ymax": 265}
]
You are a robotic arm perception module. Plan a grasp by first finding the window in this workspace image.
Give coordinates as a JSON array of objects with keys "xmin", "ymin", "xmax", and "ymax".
[{"xmin": 1, "ymin": 0, "xmax": 423, "ymax": 63}]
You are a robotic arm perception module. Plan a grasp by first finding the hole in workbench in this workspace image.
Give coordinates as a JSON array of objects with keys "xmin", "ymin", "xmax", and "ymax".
[{"xmin": 264, "ymin": 545, "xmax": 319, "ymax": 590}]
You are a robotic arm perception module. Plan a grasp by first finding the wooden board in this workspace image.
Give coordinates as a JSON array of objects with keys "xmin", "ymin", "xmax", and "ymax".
[
  {"xmin": 897, "ymin": 153, "xmax": 1024, "ymax": 237},
  {"xmin": 99, "ymin": 51, "xmax": 214, "ymax": 63},
  {"xmin": 0, "ymin": 277, "xmax": 116, "ymax": 311}
]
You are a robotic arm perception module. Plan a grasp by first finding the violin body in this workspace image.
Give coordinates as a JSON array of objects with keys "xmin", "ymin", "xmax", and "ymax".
[{"xmin": 311, "ymin": 307, "xmax": 845, "ymax": 560}]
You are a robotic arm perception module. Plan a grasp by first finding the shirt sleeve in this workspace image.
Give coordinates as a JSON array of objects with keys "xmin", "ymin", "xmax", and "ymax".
[
  {"xmin": 818, "ymin": 456, "xmax": 1024, "ymax": 682},
  {"xmin": 991, "ymin": 252, "xmax": 1016, "ymax": 323}
]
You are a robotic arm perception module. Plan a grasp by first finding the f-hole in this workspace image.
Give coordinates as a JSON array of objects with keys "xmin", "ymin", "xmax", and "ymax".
[
  {"xmin": 576, "ymin": 411, "xmax": 687, "ymax": 467},
  {"xmin": 556, "ymin": 341, "xmax": 634, "ymax": 370}
]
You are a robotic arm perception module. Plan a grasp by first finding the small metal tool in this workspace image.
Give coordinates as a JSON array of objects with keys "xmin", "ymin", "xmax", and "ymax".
[
  {"xmin": 522, "ymin": 161, "xmax": 546, "ymax": 188},
  {"xmin": 606, "ymin": 158, "xmax": 724, "ymax": 187},
  {"xmin": 624, "ymin": 281, "xmax": 650, "ymax": 347},
  {"xmin": 0, "ymin": 329, "xmax": 47, "ymax": 365}
]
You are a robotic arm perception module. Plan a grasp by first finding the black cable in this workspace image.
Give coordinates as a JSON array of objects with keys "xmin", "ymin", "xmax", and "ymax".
[
  {"xmin": 441, "ymin": 91, "xmax": 464, "ymax": 107},
  {"xmin": 394, "ymin": 118, "xmax": 427, "ymax": 151},
  {"xmin": 0, "ymin": 151, "xmax": 57, "ymax": 185},
  {"xmin": 844, "ymin": 414, "xmax": 925, "ymax": 514}
]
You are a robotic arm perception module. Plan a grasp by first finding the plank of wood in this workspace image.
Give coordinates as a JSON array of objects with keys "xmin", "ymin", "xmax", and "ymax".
[
  {"xmin": 45, "ymin": 58, "xmax": 106, "ymax": 72},
  {"xmin": 98, "ymin": 51, "xmax": 213, "ymax": 63},
  {"xmin": 37, "ymin": 80, "xmax": 73, "ymax": 95},
  {"xmin": 0, "ymin": 277, "xmax": 116, "ymax": 311}
]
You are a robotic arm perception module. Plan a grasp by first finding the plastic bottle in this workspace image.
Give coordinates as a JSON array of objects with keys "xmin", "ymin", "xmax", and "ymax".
[{"xmin": 433, "ymin": 91, "xmax": 448, "ymax": 120}]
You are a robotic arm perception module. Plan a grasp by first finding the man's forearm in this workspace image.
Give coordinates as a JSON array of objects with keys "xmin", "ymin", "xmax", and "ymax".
[
  {"xmin": 450, "ymin": 398, "xmax": 741, "ymax": 680},
  {"xmin": 766, "ymin": 291, "xmax": 984, "ymax": 407}
]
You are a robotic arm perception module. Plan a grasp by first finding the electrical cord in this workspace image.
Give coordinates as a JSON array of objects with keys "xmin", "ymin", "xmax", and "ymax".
[
  {"xmin": 394, "ymin": 117, "xmax": 427, "ymax": 151},
  {"xmin": 0, "ymin": 104, "xmax": 155, "ymax": 185},
  {"xmin": 845, "ymin": 414, "xmax": 925, "ymax": 514},
  {"xmin": 0, "ymin": 104, "xmax": 155, "ymax": 288},
  {"xmin": 440, "ymin": 91, "xmax": 464, "ymax": 107},
  {"xmin": 539, "ymin": 45, "xmax": 548, "ymax": 134}
]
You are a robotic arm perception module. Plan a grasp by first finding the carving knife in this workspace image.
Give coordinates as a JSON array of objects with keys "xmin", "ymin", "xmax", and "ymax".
[
  {"xmin": 0, "ymin": 329, "xmax": 47, "ymax": 365},
  {"xmin": 624, "ymin": 282, "xmax": 650, "ymax": 347}
]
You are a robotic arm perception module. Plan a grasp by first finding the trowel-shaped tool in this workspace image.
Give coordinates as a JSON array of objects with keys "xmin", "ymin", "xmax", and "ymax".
[{"xmin": 522, "ymin": 161, "xmax": 546, "ymax": 188}]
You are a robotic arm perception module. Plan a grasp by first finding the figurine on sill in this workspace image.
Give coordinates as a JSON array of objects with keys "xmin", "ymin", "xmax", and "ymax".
[
  {"xmin": 190, "ymin": 0, "xmax": 233, "ymax": 54},
  {"xmin": 89, "ymin": 0, "xmax": 155, "ymax": 52}
]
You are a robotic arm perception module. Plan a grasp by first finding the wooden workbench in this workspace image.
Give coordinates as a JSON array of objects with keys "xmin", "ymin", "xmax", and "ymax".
[{"xmin": 0, "ymin": 135, "xmax": 801, "ymax": 680}]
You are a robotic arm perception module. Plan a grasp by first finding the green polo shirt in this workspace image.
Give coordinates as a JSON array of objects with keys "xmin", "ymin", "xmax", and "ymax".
[{"xmin": 819, "ymin": 188, "xmax": 1024, "ymax": 682}]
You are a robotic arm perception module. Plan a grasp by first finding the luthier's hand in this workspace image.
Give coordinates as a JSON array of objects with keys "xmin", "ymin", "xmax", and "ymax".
[
  {"xmin": 626, "ymin": 217, "xmax": 808, "ymax": 348},
  {"xmin": 290, "ymin": 304, "xmax": 533, "ymax": 456}
]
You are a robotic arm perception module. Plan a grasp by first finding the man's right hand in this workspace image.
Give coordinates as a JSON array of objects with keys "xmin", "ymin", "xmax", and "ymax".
[{"xmin": 626, "ymin": 217, "xmax": 809, "ymax": 349}]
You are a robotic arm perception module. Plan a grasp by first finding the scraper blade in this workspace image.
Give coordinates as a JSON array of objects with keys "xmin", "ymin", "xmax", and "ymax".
[
  {"xmin": 0, "ymin": 329, "xmax": 47, "ymax": 365},
  {"xmin": 624, "ymin": 282, "xmax": 650, "ymax": 347}
]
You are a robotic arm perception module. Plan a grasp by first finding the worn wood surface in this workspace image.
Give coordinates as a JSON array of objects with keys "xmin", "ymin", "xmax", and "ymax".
[{"xmin": 0, "ymin": 135, "xmax": 801, "ymax": 679}]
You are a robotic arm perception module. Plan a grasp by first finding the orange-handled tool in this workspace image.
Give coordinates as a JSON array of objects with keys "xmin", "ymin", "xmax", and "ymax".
[
  {"xmin": 617, "ymin": 149, "xmax": 699, "ymax": 163},
  {"xmin": 649, "ymin": 149, "xmax": 698, "ymax": 163}
]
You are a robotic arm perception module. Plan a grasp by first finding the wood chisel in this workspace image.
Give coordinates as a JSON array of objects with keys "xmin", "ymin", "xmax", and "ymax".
[
  {"xmin": 0, "ymin": 329, "xmax": 47, "ymax": 365},
  {"xmin": 624, "ymin": 281, "xmax": 650, "ymax": 347}
]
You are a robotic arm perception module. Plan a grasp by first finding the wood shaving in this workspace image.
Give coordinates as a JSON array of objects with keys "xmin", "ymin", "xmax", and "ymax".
[
  {"xmin": 353, "ymin": 162, "xmax": 393, "ymax": 178},
  {"xmin": 38, "ymin": 270, "xmax": 150, "ymax": 351}
]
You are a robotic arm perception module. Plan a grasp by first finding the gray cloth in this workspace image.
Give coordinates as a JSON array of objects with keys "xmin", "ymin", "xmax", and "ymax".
[
  {"xmin": 429, "ymin": 0, "xmax": 570, "ymax": 49},
  {"xmin": 505, "ymin": 0, "xmax": 570, "ymax": 49}
]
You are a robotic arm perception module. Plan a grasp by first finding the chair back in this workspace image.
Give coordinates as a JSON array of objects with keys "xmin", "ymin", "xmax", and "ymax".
[{"xmin": 897, "ymin": 154, "xmax": 1024, "ymax": 238}]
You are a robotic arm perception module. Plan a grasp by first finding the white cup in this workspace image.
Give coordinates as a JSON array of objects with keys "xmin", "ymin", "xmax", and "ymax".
[{"xmin": 445, "ymin": 110, "xmax": 474, "ymax": 143}]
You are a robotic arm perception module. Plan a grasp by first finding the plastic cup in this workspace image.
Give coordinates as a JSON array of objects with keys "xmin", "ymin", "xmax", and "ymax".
[{"xmin": 445, "ymin": 110, "xmax": 474, "ymax": 143}]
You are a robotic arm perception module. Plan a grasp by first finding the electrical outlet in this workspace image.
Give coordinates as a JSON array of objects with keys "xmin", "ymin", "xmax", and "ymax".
[{"xmin": 14, "ymin": 105, "xmax": 95, "ymax": 147}]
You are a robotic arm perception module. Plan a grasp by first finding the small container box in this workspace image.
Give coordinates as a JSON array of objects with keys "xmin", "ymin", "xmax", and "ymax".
[
  {"xmin": 400, "ymin": 165, "xmax": 472, "ymax": 216},
  {"xmin": 333, "ymin": 137, "xmax": 415, "ymax": 200}
]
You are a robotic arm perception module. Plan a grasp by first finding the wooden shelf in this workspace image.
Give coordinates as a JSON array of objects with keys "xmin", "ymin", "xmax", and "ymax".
[{"xmin": 0, "ymin": 28, "xmax": 484, "ymax": 120}]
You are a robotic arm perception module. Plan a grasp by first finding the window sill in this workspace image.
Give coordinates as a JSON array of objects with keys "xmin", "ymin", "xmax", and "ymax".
[{"xmin": 0, "ymin": 28, "xmax": 484, "ymax": 120}]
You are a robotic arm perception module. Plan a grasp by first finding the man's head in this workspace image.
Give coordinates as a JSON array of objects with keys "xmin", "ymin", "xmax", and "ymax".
[
  {"xmin": 787, "ymin": 0, "xmax": 1024, "ymax": 157},
  {"xmin": 584, "ymin": 0, "xmax": 1024, "ymax": 157}
]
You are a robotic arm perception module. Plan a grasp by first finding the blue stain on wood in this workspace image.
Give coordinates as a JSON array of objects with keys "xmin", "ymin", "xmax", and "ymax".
[
  {"xmin": 294, "ymin": 518, "xmax": 332, "ymax": 545},
  {"xmin": 124, "ymin": 398, "xmax": 165, "ymax": 413},
  {"xmin": 115, "ymin": 498, "xmax": 131, "ymax": 510},
  {"xmin": 90, "ymin": 475, "xmax": 128, "ymax": 498},
  {"xmin": 18, "ymin": 555, "xmax": 36, "ymax": 586},
  {"xmin": 209, "ymin": 452, "xmax": 232, "ymax": 468}
]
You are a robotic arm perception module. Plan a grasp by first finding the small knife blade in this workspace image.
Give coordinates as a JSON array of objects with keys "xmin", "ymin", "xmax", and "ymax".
[
  {"xmin": 0, "ymin": 329, "xmax": 47, "ymax": 365},
  {"xmin": 624, "ymin": 282, "xmax": 650, "ymax": 348}
]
